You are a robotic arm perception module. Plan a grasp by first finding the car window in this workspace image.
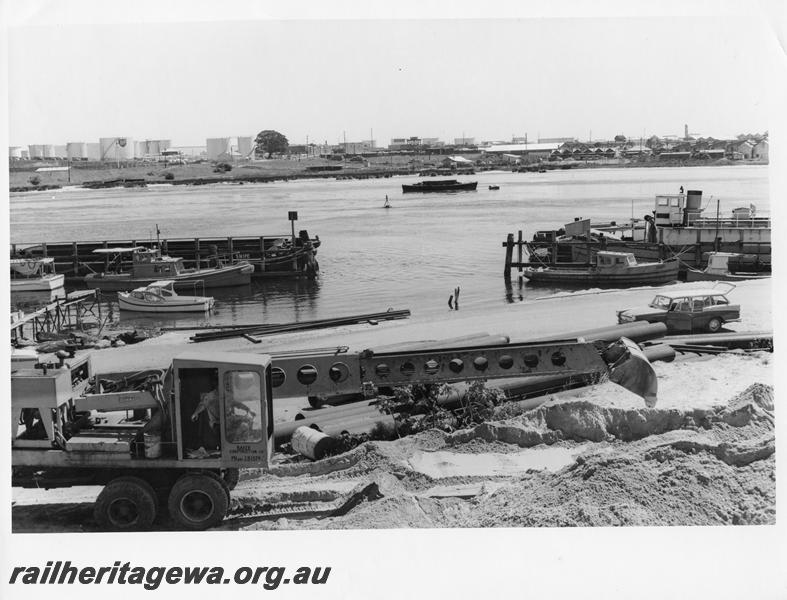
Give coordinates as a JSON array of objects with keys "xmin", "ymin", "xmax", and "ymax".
[
  {"xmin": 650, "ymin": 295, "xmax": 671, "ymax": 309},
  {"xmin": 691, "ymin": 298, "xmax": 705, "ymax": 312},
  {"xmin": 713, "ymin": 295, "xmax": 729, "ymax": 305}
]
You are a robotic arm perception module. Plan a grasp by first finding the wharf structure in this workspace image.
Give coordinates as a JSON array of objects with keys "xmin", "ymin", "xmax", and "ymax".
[
  {"xmin": 11, "ymin": 231, "xmax": 321, "ymax": 286},
  {"xmin": 504, "ymin": 190, "xmax": 770, "ymax": 278}
]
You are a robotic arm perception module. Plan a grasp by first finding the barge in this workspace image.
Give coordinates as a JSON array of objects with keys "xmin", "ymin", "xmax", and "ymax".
[
  {"xmin": 402, "ymin": 179, "xmax": 478, "ymax": 193},
  {"xmin": 523, "ymin": 251, "xmax": 679, "ymax": 287},
  {"xmin": 11, "ymin": 230, "xmax": 320, "ymax": 285}
]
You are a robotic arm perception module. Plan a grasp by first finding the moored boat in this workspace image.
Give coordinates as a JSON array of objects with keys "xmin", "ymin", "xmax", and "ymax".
[
  {"xmin": 402, "ymin": 179, "xmax": 478, "ymax": 193},
  {"xmin": 685, "ymin": 252, "xmax": 771, "ymax": 282},
  {"xmin": 118, "ymin": 280, "xmax": 215, "ymax": 313},
  {"xmin": 10, "ymin": 257, "xmax": 65, "ymax": 291},
  {"xmin": 523, "ymin": 251, "xmax": 679, "ymax": 286},
  {"xmin": 84, "ymin": 247, "xmax": 254, "ymax": 291}
]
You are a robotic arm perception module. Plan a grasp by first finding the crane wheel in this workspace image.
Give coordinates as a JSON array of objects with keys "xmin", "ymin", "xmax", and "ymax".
[
  {"xmin": 220, "ymin": 468, "xmax": 240, "ymax": 491},
  {"xmin": 168, "ymin": 474, "xmax": 228, "ymax": 531},
  {"xmin": 94, "ymin": 476, "xmax": 157, "ymax": 531}
]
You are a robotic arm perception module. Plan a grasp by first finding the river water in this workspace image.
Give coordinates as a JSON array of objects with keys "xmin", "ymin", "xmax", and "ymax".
[{"xmin": 9, "ymin": 165, "xmax": 769, "ymax": 331}]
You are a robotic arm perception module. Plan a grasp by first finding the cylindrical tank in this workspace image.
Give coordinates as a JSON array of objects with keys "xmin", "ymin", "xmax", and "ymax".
[
  {"xmin": 54, "ymin": 145, "xmax": 67, "ymax": 158},
  {"xmin": 66, "ymin": 142, "xmax": 87, "ymax": 159},
  {"xmin": 28, "ymin": 144, "xmax": 43, "ymax": 158},
  {"xmin": 291, "ymin": 426, "xmax": 337, "ymax": 460},
  {"xmin": 8, "ymin": 146, "xmax": 22, "ymax": 159},
  {"xmin": 86, "ymin": 143, "xmax": 101, "ymax": 161},
  {"xmin": 237, "ymin": 136, "xmax": 254, "ymax": 157},
  {"xmin": 42, "ymin": 144, "xmax": 56, "ymax": 158},
  {"xmin": 206, "ymin": 137, "xmax": 232, "ymax": 160},
  {"xmin": 684, "ymin": 189, "xmax": 703, "ymax": 225},
  {"xmin": 99, "ymin": 137, "xmax": 136, "ymax": 161}
]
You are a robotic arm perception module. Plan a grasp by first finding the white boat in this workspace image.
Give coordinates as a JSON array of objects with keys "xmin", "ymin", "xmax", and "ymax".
[
  {"xmin": 10, "ymin": 257, "xmax": 65, "ymax": 291},
  {"xmin": 117, "ymin": 280, "xmax": 215, "ymax": 313}
]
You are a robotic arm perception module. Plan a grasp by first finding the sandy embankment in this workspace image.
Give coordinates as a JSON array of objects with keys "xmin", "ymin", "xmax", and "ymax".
[{"xmin": 12, "ymin": 278, "xmax": 774, "ymax": 531}]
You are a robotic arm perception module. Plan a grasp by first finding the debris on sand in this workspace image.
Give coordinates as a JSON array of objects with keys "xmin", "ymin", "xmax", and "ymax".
[{"xmin": 225, "ymin": 382, "xmax": 774, "ymax": 530}]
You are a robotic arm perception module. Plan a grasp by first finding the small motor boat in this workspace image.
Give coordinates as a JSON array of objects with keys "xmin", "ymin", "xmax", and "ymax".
[
  {"xmin": 488, "ymin": 185, "xmax": 500, "ymax": 190},
  {"xmin": 117, "ymin": 280, "xmax": 214, "ymax": 313}
]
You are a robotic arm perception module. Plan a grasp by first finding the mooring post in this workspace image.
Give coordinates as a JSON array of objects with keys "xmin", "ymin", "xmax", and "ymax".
[
  {"xmin": 194, "ymin": 238, "xmax": 201, "ymax": 269},
  {"xmin": 516, "ymin": 230, "xmax": 523, "ymax": 274},
  {"xmin": 259, "ymin": 236, "xmax": 266, "ymax": 272},
  {"xmin": 42, "ymin": 242, "xmax": 48, "ymax": 258},
  {"xmin": 228, "ymin": 237, "xmax": 234, "ymax": 262},
  {"xmin": 103, "ymin": 241, "xmax": 109, "ymax": 271},
  {"xmin": 72, "ymin": 242, "xmax": 79, "ymax": 275},
  {"xmin": 504, "ymin": 233, "xmax": 514, "ymax": 279},
  {"xmin": 695, "ymin": 228, "xmax": 702, "ymax": 267}
]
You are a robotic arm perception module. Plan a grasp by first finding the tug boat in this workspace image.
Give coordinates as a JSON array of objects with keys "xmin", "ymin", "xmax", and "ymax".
[
  {"xmin": 117, "ymin": 280, "xmax": 215, "ymax": 313},
  {"xmin": 523, "ymin": 251, "xmax": 679, "ymax": 286},
  {"xmin": 84, "ymin": 246, "xmax": 254, "ymax": 291}
]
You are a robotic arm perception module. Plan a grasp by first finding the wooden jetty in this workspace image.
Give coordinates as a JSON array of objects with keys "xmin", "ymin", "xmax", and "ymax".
[
  {"xmin": 11, "ymin": 290, "xmax": 102, "ymax": 345},
  {"xmin": 11, "ymin": 232, "xmax": 321, "ymax": 284}
]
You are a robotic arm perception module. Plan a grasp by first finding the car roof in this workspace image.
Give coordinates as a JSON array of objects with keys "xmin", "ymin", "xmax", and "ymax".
[{"xmin": 655, "ymin": 289, "xmax": 728, "ymax": 299}]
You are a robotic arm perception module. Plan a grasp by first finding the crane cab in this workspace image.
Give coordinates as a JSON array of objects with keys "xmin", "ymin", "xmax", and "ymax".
[{"xmin": 172, "ymin": 352, "xmax": 274, "ymax": 469}]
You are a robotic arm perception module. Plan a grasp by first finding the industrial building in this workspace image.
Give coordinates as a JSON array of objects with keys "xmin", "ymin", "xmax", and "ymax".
[{"xmin": 480, "ymin": 142, "xmax": 562, "ymax": 161}]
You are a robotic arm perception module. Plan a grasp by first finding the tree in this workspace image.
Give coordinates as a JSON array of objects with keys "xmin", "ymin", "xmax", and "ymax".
[
  {"xmin": 254, "ymin": 130, "xmax": 289, "ymax": 158},
  {"xmin": 614, "ymin": 134, "xmax": 627, "ymax": 142}
]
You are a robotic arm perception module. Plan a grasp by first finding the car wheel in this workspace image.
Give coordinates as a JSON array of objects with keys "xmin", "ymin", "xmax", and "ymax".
[{"xmin": 707, "ymin": 317, "xmax": 722, "ymax": 333}]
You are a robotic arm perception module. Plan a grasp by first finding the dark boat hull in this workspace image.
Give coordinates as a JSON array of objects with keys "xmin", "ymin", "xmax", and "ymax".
[
  {"xmin": 84, "ymin": 263, "xmax": 254, "ymax": 291},
  {"xmin": 402, "ymin": 182, "xmax": 478, "ymax": 193},
  {"xmin": 523, "ymin": 261, "xmax": 679, "ymax": 286}
]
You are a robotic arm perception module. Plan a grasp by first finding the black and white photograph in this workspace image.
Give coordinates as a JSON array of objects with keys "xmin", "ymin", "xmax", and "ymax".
[{"xmin": 2, "ymin": 1, "xmax": 785, "ymax": 598}]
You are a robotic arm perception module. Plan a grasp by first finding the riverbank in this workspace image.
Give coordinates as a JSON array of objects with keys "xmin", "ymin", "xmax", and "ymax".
[{"xmin": 9, "ymin": 155, "xmax": 767, "ymax": 192}]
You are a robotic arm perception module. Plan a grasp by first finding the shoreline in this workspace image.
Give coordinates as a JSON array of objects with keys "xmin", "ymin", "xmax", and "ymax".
[{"xmin": 8, "ymin": 157, "xmax": 768, "ymax": 193}]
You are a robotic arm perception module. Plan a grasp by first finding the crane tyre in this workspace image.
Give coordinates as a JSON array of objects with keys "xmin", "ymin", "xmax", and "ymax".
[
  {"xmin": 94, "ymin": 476, "xmax": 157, "ymax": 531},
  {"xmin": 220, "ymin": 468, "xmax": 240, "ymax": 491},
  {"xmin": 168, "ymin": 474, "xmax": 228, "ymax": 531}
]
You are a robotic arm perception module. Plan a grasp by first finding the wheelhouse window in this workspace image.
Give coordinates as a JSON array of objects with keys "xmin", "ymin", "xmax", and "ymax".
[{"xmin": 223, "ymin": 371, "xmax": 263, "ymax": 443}]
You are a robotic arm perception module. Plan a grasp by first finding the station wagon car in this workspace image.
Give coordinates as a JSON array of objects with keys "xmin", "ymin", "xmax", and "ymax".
[{"xmin": 616, "ymin": 284, "xmax": 740, "ymax": 333}]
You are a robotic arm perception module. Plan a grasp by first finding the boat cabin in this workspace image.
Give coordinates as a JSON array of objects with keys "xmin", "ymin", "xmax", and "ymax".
[
  {"xmin": 10, "ymin": 257, "xmax": 58, "ymax": 279},
  {"xmin": 93, "ymin": 246, "xmax": 186, "ymax": 277},
  {"xmin": 595, "ymin": 251, "xmax": 637, "ymax": 269},
  {"xmin": 126, "ymin": 280, "xmax": 179, "ymax": 303}
]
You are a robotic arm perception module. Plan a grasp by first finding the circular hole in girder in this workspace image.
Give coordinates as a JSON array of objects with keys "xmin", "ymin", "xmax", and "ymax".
[
  {"xmin": 328, "ymin": 362, "xmax": 350, "ymax": 383},
  {"xmin": 424, "ymin": 359, "xmax": 439, "ymax": 375},
  {"xmin": 375, "ymin": 363, "xmax": 390, "ymax": 377},
  {"xmin": 449, "ymin": 358, "xmax": 464, "ymax": 373},
  {"xmin": 499, "ymin": 354, "xmax": 514, "ymax": 369},
  {"xmin": 523, "ymin": 354, "xmax": 539, "ymax": 368},
  {"xmin": 296, "ymin": 365, "xmax": 318, "ymax": 385},
  {"xmin": 473, "ymin": 357, "xmax": 489, "ymax": 371},
  {"xmin": 551, "ymin": 351, "xmax": 567, "ymax": 366},
  {"xmin": 400, "ymin": 361, "xmax": 416, "ymax": 377}
]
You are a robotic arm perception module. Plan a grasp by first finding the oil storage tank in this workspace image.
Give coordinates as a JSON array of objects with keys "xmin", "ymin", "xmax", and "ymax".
[
  {"xmin": 99, "ymin": 137, "xmax": 136, "ymax": 161},
  {"xmin": 206, "ymin": 137, "xmax": 232, "ymax": 161},
  {"xmin": 67, "ymin": 142, "xmax": 88, "ymax": 160}
]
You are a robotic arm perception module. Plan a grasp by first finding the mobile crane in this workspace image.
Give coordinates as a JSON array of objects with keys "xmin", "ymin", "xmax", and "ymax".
[{"xmin": 11, "ymin": 334, "xmax": 658, "ymax": 531}]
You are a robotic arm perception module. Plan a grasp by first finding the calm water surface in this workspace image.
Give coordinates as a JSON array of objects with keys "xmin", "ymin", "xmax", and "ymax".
[{"xmin": 9, "ymin": 165, "xmax": 769, "ymax": 330}]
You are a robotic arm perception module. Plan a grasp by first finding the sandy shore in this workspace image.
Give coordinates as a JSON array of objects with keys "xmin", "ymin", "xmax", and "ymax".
[{"xmin": 12, "ymin": 277, "xmax": 773, "ymax": 531}]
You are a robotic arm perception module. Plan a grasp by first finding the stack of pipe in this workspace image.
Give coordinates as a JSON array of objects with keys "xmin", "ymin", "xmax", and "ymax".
[{"xmin": 189, "ymin": 309, "xmax": 411, "ymax": 342}]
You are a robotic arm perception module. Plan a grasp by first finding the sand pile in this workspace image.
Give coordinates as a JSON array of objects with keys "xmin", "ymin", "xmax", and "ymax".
[{"xmin": 232, "ymin": 382, "xmax": 775, "ymax": 530}]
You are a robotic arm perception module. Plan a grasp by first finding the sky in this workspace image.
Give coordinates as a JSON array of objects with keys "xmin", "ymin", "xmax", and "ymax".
[{"xmin": 4, "ymin": 4, "xmax": 783, "ymax": 148}]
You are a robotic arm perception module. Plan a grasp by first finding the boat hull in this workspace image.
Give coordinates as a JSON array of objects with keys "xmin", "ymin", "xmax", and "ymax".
[
  {"xmin": 402, "ymin": 182, "xmax": 478, "ymax": 193},
  {"xmin": 685, "ymin": 270, "xmax": 770, "ymax": 282},
  {"xmin": 118, "ymin": 295, "xmax": 214, "ymax": 313},
  {"xmin": 10, "ymin": 274, "xmax": 66, "ymax": 292},
  {"xmin": 84, "ymin": 264, "xmax": 253, "ymax": 291},
  {"xmin": 523, "ymin": 262, "xmax": 679, "ymax": 286}
]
